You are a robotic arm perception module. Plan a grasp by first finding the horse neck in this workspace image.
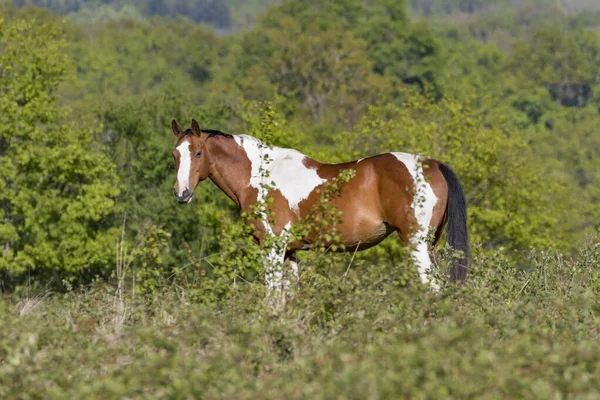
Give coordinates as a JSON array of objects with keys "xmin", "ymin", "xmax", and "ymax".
[
  {"xmin": 207, "ymin": 134, "xmax": 322, "ymax": 209},
  {"xmin": 204, "ymin": 135, "xmax": 255, "ymax": 208}
]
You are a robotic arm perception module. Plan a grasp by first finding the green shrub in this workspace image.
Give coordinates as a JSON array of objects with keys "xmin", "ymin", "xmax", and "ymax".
[{"xmin": 1, "ymin": 237, "xmax": 599, "ymax": 398}]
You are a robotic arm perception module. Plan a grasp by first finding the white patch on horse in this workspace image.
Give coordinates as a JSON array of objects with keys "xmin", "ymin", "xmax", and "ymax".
[
  {"xmin": 233, "ymin": 135, "xmax": 326, "ymax": 214},
  {"xmin": 176, "ymin": 140, "xmax": 191, "ymax": 197},
  {"xmin": 391, "ymin": 152, "xmax": 439, "ymax": 289}
]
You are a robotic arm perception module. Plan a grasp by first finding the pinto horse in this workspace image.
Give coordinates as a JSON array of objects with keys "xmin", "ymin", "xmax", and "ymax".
[{"xmin": 171, "ymin": 119, "xmax": 470, "ymax": 290}]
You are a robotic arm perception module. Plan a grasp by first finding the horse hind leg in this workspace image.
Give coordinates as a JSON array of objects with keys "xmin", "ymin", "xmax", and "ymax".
[
  {"xmin": 394, "ymin": 228, "xmax": 437, "ymax": 290},
  {"xmin": 411, "ymin": 237, "xmax": 439, "ymax": 291},
  {"xmin": 393, "ymin": 187, "xmax": 440, "ymax": 289}
]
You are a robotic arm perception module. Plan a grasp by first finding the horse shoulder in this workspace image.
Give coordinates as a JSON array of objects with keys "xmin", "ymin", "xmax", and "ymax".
[{"xmin": 269, "ymin": 150, "xmax": 326, "ymax": 214}]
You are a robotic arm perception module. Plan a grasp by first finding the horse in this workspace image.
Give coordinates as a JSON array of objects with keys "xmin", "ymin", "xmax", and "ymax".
[{"xmin": 170, "ymin": 119, "xmax": 470, "ymax": 291}]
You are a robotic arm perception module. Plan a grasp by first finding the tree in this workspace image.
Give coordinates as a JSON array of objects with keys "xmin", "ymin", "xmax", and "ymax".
[
  {"xmin": 0, "ymin": 16, "xmax": 120, "ymax": 286},
  {"xmin": 512, "ymin": 25, "xmax": 600, "ymax": 108},
  {"xmin": 261, "ymin": 0, "xmax": 446, "ymax": 99},
  {"xmin": 226, "ymin": 2, "xmax": 404, "ymax": 128},
  {"xmin": 65, "ymin": 18, "xmax": 220, "ymax": 100},
  {"xmin": 14, "ymin": 0, "xmax": 232, "ymax": 29}
]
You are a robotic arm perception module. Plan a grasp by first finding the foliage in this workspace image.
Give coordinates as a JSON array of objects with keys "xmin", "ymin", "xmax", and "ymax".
[
  {"xmin": 1, "ymin": 238, "xmax": 600, "ymax": 397},
  {"xmin": 129, "ymin": 223, "xmax": 171, "ymax": 295},
  {"xmin": 221, "ymin": 17, "xmax": 392, "ymax": 129},
  {"xmin": 409, "ymin": 0, "xmax": 600, "ymax": 17},
  {"xmin": 14, "ymin": 0, "xmax": 232, "ymax": 28},
  {"xmin": 253, "ymin": 0, "xmax": 446, "ymax": 105},
  {"xmin": 64, "ymin": 18, "xmax": 220, "ymax": 102},
  {"xmin": 512, "ymin": 25, "xmax": 600, "ymax": 107},
  {"xmin": 0, "ymin": 16, "xmax": 119, "ymax": 285},
  {"xmin": 225, "ymin": 0, "xmax": 279, "ymax": 30}
]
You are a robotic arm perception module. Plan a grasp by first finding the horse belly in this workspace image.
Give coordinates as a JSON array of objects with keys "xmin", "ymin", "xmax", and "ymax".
[
  {"xmin": 295, "ymin": 161, "xmax": 391, "ymax": 251},
  {"xmin": 332, "ymin": 177, "xmax": 390, "ymax": 250},
  {"xmin": 296, "ymin": 210, "xmax": 390, "ymax": 251},
  {"xmin": 340, "ymin": 219, "xmax": 394, "ymax": 250}
]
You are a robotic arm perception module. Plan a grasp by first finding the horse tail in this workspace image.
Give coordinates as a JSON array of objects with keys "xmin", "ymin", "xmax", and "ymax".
[{"xmin": 438, "ymin": 163, "xmax": 470, "ymax": 283}]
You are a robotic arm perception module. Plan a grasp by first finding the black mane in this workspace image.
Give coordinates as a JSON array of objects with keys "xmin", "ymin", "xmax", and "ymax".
[
  {"xmin": 202, "ymin": 129, "xmax": 234, "ymax": 139},
  {"xmin": 182, "ymin": 128, "xmax": 233, "ymax": 139}
]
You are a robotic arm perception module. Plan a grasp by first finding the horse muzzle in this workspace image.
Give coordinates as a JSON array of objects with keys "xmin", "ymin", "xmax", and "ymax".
[{"xmin": 174, "ymin": 188, "xmax": 192, "ymax": 204}]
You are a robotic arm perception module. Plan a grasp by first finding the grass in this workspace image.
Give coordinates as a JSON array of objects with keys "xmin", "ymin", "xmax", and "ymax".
[{"xmin": 1, "ymin": 238, "xmax": 600, "ymax": 399}]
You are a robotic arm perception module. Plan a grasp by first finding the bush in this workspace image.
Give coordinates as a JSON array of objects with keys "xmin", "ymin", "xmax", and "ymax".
[{"xmin": 1, "ymin": 237, "xmax": 599, "ymax": 398}]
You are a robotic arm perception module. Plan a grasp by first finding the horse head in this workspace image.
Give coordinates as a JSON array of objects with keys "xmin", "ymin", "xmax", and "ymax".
[{"xmin": 171, "ymin": 119, "xmax": 211, "ymax": 204}]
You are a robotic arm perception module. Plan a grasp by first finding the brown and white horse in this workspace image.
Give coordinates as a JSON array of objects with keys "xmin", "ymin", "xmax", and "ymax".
[{"xmin": 171, "ymin": 119, "xmax": 470, "ymax": 291}]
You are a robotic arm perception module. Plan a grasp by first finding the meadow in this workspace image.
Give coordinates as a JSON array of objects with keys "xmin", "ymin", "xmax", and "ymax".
[{"xmin": 2, "ymin": 239, "xmax": 600, "ymax": 398}]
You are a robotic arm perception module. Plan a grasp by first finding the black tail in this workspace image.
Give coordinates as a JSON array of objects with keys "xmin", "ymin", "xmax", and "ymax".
[{"xmin": 438, "ymin": 163, "xmax": 470, "ymax": 283}]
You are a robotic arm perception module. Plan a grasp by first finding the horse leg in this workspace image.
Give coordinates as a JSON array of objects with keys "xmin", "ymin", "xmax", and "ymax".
[
  {"xmin": 264, "ymin": 224, "xmax": 294, "ymax": 293},
  {"xmin": 264, "ymin": 241, "xmax": 287, "ymax": 292},
  {"xmin": 411, "ymin": 237, "xmax": 439, "ymax": 291},
  {"xmin": 265, "ymin": 242, "xmax": 302, "ymax": 310},
  {"xmin": 430, "ymin": 221, "xmax": 446, "ymax": 271},
  {"xmin": 267, "ymin": 250, "xmax": 299, "ymax": 293},
  {"xmin": 285, "ymin": 250, "xmax": 299, "ymax": 282},
  {"xmin": 395, "ymin": 228, "xmax": 438, "ymax": 290}
]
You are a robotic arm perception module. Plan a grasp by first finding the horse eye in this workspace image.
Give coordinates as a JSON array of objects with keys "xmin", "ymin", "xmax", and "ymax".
[{"xmin": 195, "ymin": 151, "xmax": 202, "ymax": 158}]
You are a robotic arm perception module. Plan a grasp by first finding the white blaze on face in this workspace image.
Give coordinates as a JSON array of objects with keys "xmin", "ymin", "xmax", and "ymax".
[
  {"xmin": 392, "ymin": 152, "xmax": 439, "ymax": 289},
  {"xmin": 175, "ymin": 140, "xmax": 191, "ymax": 196}
]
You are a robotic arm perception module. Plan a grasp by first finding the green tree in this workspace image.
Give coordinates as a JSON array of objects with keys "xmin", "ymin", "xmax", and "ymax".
[
  {"xmin": 256, "ymin": 0, "xmax": 448, "ymax": 101},
  {"xmin": 0, "ymin": 16, "xmax": 120, "ymax": 286},
  {"xmin": 64, "ymin": 18, "xmax": 220, "ymax": 101},
  {"xmin": 14, "ymin": 0, "xmax": 232, "ymax": 28},
  {"xmin": 225, "ymin": 1, "xmax": 409, "ymax": 128},
  {"xmin": 512, "ymin": 26, "xmax": 600, "ymax": 107}
]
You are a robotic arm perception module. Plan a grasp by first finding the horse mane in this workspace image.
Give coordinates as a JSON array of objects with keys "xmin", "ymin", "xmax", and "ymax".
[
  {"xmin": 202, "ymin": 129, "xmax": 234, "ymax": 139},
  {"xmin": 181, "ymin": 128, "xmax": 233, "ymax": 139}
]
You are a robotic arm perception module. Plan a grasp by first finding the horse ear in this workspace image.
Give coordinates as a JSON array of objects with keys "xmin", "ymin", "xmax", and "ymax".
[
  {"xmin": 172, "ymin": 119, "xmax": 183, "ymax": 137},
  {"xmin": 191, "ymin": 119, "xmax": 201, "ymax": 135}
]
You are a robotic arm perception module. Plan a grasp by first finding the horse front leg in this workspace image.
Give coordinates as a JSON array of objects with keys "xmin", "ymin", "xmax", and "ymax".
[
  {"xmin": 264, "ymin": 241, "xmax": 287, "ymax": 292},
  {"xmin": 262, "ymin": 223, "xmax": 296, "ymax": 293},
  {"xmin": 264, "ymin": 246, "xmax": 301, "ymax": 291}
]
